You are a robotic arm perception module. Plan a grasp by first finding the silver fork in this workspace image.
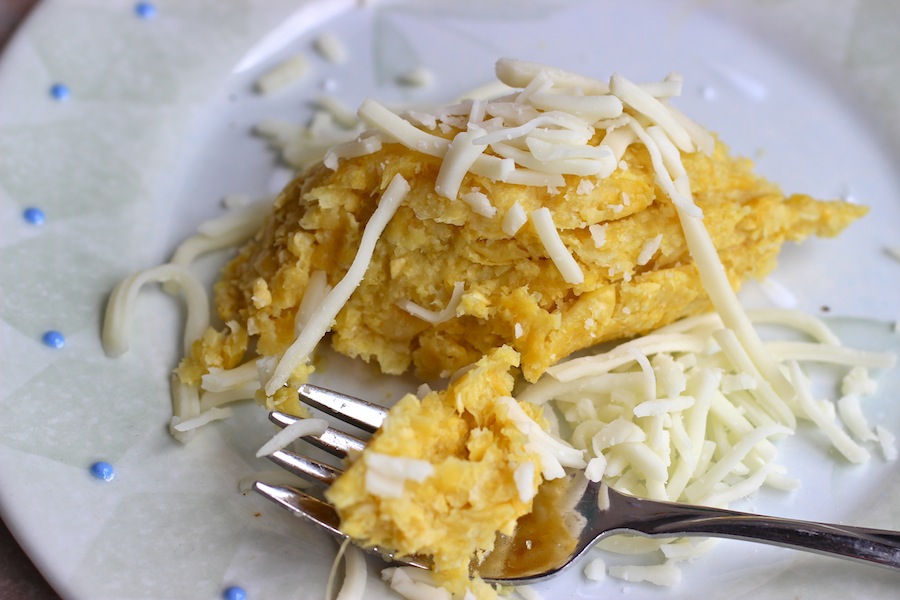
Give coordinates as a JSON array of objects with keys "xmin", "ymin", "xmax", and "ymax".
[{"xmin": 253, "ymin": 383, "xmax": 900, "ymax": 584}]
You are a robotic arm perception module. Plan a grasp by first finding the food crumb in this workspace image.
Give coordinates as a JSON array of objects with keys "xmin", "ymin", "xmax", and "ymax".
[{"xmin": 397, "ymin": 66, "xmax": 434, "ymax": 88}]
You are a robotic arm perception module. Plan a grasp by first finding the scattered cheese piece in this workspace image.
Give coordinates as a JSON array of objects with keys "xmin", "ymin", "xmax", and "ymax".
[
  {"xmin": 636, "ymin": 234, "xmax": 663, "ymax": 266},
  {"xmin": 313, "ymin": 32, "xmax": 347, "ymax": 64},
  {"xmin": 397, "ymin": 282, "xmax": 465, "ymax": 324},
  {"xmin": 397, "ymin": 66, "xmax": 434, "ymax": 87},
  {"xmin": 256, "ymin": 55, "xmax": 309, "ymax": 94},
  {"xmin": 255, "ymin": 418, "xmax": 329, "ymax": 457},
  {"xmin": 608, "ymin": 563, "xmax": 682, "ymax": 586},
  {"xmin": 502, "ymin": 202, "xmax": 527, "ymax": 236},
  {"xmin": 589, "ymin": 223, "xmax": 607, "ymax": 247},
  {"xmin": 876, "ymin": 425, "xmax": 898, "ymax": 461},
  {"xmin": 513, "ymin": 462, "xmax": 536, "ymax": 502},
  {"xmin": 364, "ymin": 452, "xmax": 435, "ymax": 498},
  {"xmin": 583, "ymin": 557, "xmax": 607, "ymax": 582},
  {"xmin": 459, "ymin": 191, "xmax": 497, "ymax": 217}
]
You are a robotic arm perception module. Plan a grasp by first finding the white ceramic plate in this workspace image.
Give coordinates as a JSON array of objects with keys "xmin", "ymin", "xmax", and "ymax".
[{"xmin": 1, "ymin": 1, "xmax": 899, "ymax": 598}]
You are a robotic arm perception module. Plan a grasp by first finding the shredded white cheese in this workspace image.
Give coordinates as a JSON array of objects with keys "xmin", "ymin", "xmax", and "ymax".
[
  {"xmin": 513, "ymin": 462, "xmax": 537, "ymax": 502},
  {"xmin": 583, "ymin": 557, "xmax": 607, "ymax": 581},
  {"xmin": 397, "ymin": 282, "xmax": 465, "ymax": 324},
  {"xmin": 313, "ymin": 32, "xmax": 347, "ymax": 64},
  {"xmin": 876, "ymin": 425, "xmax": 898, "ymax": 461},
  {"xmin": 326, "ymin": 539, "xmax": 365, "ymax": 600},
  {"xmin": 495, "ymin": 57, "xmax": 610, "ymax": 94},
  {"xmin": 264, "ymin": 174, "xmax": 410, "ymax": 395},
  {"xmin": 103, "ymin": 264, "xmax": 209, "ymax": 358},
  {"xmin": 609, "ymin": 73, "xmax": 693, "ymax": 152},
  {"xmin": 323, "ymin": 135, "xmax": 382, "ymax": 170},
  {"xmin": 364, "ymin": 452, "xmax": 435, "ymax": 499},
  {"xmin": 171, "ymin": 407, "xmax": 233, "ymax": 433},
  {"xmin": 636, "ymin": 233, "xmax": 663, "ymax": 266},
  {"xmin": 397, "ymin": 66, "xmax": 434, "ymax": 88},
  {"xmin": 434, "ymin": 126, "xmax": 488, "ymax": 200},
  {"xmin": 381, "ymin": 568, "xmax": 450, "ymax": 600},
  {"xmin": 502, "ymin": 202, "xmax": 528, "ymax": 236},
  {"xmin": 459, "ymin": 190, "xmax": 497, "ymax": 217},
  {"xmin": 255, "ymin": 418, "xmax": 328, "ymax": 458},
  {"xmin": 530, "ymin": 207, "xmax": 585, "ymax": 285},
  {"xmin": 256, "ymin": 55, "xmax": 309, "ymax": 94},
  {"xmin": 607, "ymin": 563, "xmax": 682, "ymax": 586}
]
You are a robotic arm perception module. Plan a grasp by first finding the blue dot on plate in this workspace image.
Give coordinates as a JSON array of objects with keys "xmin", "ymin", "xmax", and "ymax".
[
  {"xmin": 23, "ymin": 207, "xmax": 46, "ymax": 225},
  {"xmin": 135, "ymin": 2, "xmax": 157, "ymax": 19},
  {"xmin": 223, "ymin": 586, "xmax": 247, "ymax": 600},
  {"xmin": 42, "ymin": 330, "xmax": 65, "ymax": 349},
  {"xmin": 49, "ymin": 83, "xmax": 70, "ymax": 101},
  {"xmin": 90, "ymin": 461, "xmax": 115, "ymax": 482}
]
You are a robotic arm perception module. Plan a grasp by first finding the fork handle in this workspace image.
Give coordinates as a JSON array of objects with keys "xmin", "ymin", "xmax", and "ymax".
[{"xmin": 617, "ymin": 497, "xmax": 900, "ymax": 569}]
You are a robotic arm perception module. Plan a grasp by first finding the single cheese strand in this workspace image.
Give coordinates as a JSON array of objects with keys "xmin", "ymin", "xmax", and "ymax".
[
  {"xmin": 626, "ymin": 118, "xmax": 701, "ymax": 217},
  {"xmin": 530, "ymin": 207, "xmax": 584, "ymax": 284},
  {"xmin": 397, "ymin": 282, "xmax": 465, "ymax": 324},
  {"xmin": 517, "ymin": 371, "xmax": 644, "ymax": 405},
  {"xmin": 171, "ymin": 407, "xmax": 233, "ymax": 433},
  {"xmin": 504, "ymin": 169, "xmax": 566, "ymax": 187},
  {"xmin": 434, "ymin": 126, "xmax": 488, "ymax": 200},
  {"xmin": 547, "ymin": 333, "xmax": 708, "ymax": 381},
  {"xmin": 764, "ymin": 341, "xmax": 896, "ymax": 369},
  {"xmin": 526, "ymin": 136, "xmax": 616, "ymax": 163},
  {"xmin": 609, "ymin": 73, "xmax": 694, "ymax": 152},
  {"xmin": 334, "ymin": 542, "xmax": 367, "ymax": 600},
  {"xmin": 677, "ymin": 207, "xmax": 794, "ymax": 399},
  {"xmin": 256, "ymin": 418, "xmax": 329, "ymax": 457},
  {"xmin": 746, "ymin": 308, "xmax": 841, "ymax": 346},
  {"xmin": 667, "ymin": 105, "xmax": 716, "ymax": 156},
  {"xmin": 474, "ymin": 112, "xmax": 594, "ymax": 147},
  {"xmin": 264, "ymin": 174, "xmax": 410, "ymax": 395},
  {"xmin": 358, "ymin": 99, "xmax": 449, "ymax": 157},
  {"xmin": 492, "ymin": 141, "xmax": 610, "ymax": 177},
  {"xmin": 502, "ymin": 202, "xmax": 527, "ymax": 235},
  {"xmin": 313, "ymin": 94, "xmax": 358, "ymax": 127},
  {"xmin": 102, "ymin": 264, "xmax": 209, "ymax": 357},
  {"xmin": 323, "ymin": 135, "xmax": 382, "ymax": 170},
  {"xmin": 528, "ymin": 92, "xmax": 624, "ymax": 122},
  {"xmin": 199, "ymin": 380, "xmax": 260, "ymax": 411},
  {"xmin": 169, "ymin": 374, "xmax": 200, "ymax": 444},
  {"xmin": 201, "ymin": 360, "xmax": 260, "ymax": 393},
  {"xmin": 295, "ymin": 270, "xmax": 332, "ymax": 336},
  {"xmin": 169, "ymin": 200, "xmax": 272, "ymax": 270},
  {"xmin": 495, "ymin": 57, "xmax": 610, "ymax": 94}
]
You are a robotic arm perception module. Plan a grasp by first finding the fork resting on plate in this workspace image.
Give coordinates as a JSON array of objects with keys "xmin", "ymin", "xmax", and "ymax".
[{"xmin": 253, "ymin": 383, "xmax": 900, "ymax": 584}]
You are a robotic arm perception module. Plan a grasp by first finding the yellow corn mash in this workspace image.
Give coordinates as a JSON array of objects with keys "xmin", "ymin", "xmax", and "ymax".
[
  {"xmin": 177, "ymin": 135, "xmax": 865, "ymax": 387},
  {"xmin": 173, "ymin": 111, "xmax": 866, "ymax": 598},
  {"xmin": 326, "ymin": 345, "xmax": 540, "ymax": 596}
]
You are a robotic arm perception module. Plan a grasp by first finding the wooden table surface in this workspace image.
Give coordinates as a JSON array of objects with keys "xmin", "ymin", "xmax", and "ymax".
[{"xmin": 1, "ymin": 1, "xmax": 65, "ymax": 598}]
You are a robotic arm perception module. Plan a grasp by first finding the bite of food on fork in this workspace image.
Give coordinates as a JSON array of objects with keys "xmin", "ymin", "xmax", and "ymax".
[{"xmin": 253, "ymin": 377, "xmax": 900, "ymax": 596}]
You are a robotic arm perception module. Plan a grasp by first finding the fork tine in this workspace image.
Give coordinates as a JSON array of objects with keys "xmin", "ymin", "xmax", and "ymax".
[
  {"xmin": 297, "ymin": 383, "xmax": 388, "ymax": 433},
  {"xmin": 267, "ymin": 448, "xmax": 342, "ymax": 486},
  {"xmin": 253, "ymin": 481, "xmax": 434, "ymax": 571},
  {"xmin": 253, "ymin": 481, "xmax": 344, "ymax": 537},
  {"xmin": 268, "ymin": 411, "xmax": 366, "ymax": 458}
]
